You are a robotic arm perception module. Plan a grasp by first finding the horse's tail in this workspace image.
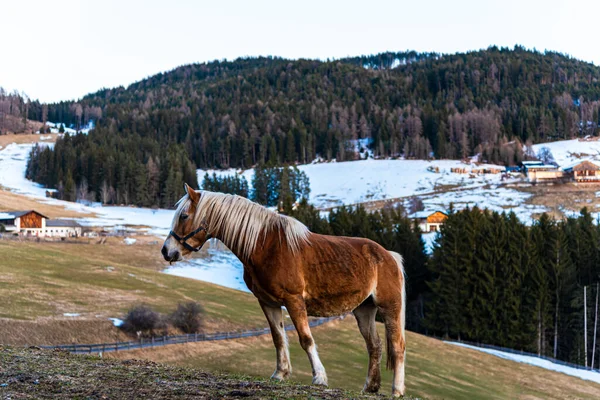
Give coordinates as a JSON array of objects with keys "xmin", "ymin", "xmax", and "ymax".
[{"xmin": 386, "ymin": 251, "xmax": 406, "ymax": 371}]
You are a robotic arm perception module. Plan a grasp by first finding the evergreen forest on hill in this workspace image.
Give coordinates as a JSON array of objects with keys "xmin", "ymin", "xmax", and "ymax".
[{"xmin": 21, "ymin": 46, "xmax": 600, "ymax": 206}]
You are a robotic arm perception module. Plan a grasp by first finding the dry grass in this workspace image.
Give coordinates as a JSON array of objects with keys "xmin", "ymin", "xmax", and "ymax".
[
  {"xmin": 0, "ymin": 319, "xmax": 130, "ymax": 346},
  {"xmin": 0, "ymin": 129, "xmax": 54, "ymax": 147},
  {"xmin": 0, "ymin": 239, "xmax": 266, "ymax": 345},
  {"xmin": 0, "ymin": 189, "xmax": 95, "ymax": 219},
  {"xmin": 519, "ymin": 182, "xmax": 600, "ymax": 219},
  {"xmin": 109, "ymin": 317, "xmax": 600, "ymax": 400}
]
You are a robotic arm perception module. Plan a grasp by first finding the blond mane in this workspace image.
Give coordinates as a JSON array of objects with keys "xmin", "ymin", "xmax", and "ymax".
[{"xmin": 174, "ymin": 190, "xmax": 310, "ymax": 260}]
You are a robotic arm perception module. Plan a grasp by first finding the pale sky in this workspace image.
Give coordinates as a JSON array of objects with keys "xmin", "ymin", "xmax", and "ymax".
[{"xmin": 3, "ymin": 0, "xmax": 599, "ymax": 103}]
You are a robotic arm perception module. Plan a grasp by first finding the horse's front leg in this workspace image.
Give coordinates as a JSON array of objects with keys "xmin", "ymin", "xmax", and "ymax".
[
  {"xmin": 284, "ymin": 295, "xmax": 328, "ymax": 386},
  {"xmin": 259, "ymin": 301, "xmax": 292, "ymax": 380}
]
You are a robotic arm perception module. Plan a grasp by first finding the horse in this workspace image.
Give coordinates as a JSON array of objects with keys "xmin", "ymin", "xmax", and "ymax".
[{"xmin": 162, "ymin": 185, "xmax": 406, "ymax": 397}]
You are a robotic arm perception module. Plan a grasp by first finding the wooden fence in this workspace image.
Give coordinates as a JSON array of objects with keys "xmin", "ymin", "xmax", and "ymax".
[
  {"xmin": 42, "ymin": 316, "xmax": 341, "ymax": 354},
  {"xmin": 41, "ymin": 316, "xmax": 600, "ymax": 373}
]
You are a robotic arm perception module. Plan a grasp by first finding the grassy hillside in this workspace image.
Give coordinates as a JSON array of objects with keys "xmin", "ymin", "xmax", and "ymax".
[
  {"xmin": 2, "ymin": 239, "xmax": 600, "ymax": 398},
  {"xmin": 0, "ymin": 240, "xmax": 265, "ymax": 344},
  {"xmin": 0, "ymin": 345, "xmax": 389, "ymax": 400},
  {"xmin": 109, "ymin": 317, "xmax": 600, "ymax": 400}
]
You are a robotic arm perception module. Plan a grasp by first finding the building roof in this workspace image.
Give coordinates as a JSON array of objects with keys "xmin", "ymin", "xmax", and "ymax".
[
  {"xmin": 523, "ymin": 164, "xmax": 558, "ymax": 170},
  {"xmin": 522, "ymin": 161, "xmax": 545, "ymax": 166},
  {"xmin": 0, "ymin": 210, "xmax": 49, "ymax": 220},
  {"xmin": 409, "ymin": 210, "xmax": 448, "ymax": 219},
  {"xmin": 563, "ymin": 160, "xmax": 600, "ymax": 172},
  {"xmin": 46, "ymin": 219, "xmax": 81, "ymax": 227}
]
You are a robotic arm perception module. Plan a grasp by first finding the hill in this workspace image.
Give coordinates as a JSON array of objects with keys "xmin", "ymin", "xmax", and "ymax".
[
  {"xmin": 0, "ymin": 239, "xmax": 266, "ymax": 345},
  {"xmin": 2, "ymin": 238, "xmax": 600, "ymax": 398},
  {"xmin": 0, "ymin": 346, "xmax": 388, "ymax": 400},
  {"xmin": 108, "ymin": 317, "xmax": 600, "ymax": 399},
  {"xmin": 25, "ymin": 46, "xmax": 600, "ymax": 207}
]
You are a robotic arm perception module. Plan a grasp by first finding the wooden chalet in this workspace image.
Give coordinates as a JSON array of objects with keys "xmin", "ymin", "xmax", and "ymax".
[
  {"xmin": 410, "ymin": 210, "xmax": 448, "ymax": 232},
  {"xmin": 564, "ymin": 160, "xmax": 600, "ymax": 183}
]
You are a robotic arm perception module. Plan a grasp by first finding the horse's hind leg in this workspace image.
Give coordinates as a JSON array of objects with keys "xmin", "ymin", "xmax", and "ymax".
[
  {"xmin": 284, "ymin": 295, "xmax": 328, "ymax": 386},
  {"xmin": 379, "ymin": 304, "xmax": 406, "ymax": 397},
  {"xmin": 353, "ymin": 297, "xmax": 382, "ymax": 393},
  {"xmin": 259, "ymin": 302, "xmax": 292, "ymax": 380}
]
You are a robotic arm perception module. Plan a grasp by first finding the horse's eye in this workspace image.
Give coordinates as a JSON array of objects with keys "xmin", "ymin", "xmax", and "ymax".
[{"xmin": 180, "ymin": 214, "xmax": 189, "ymax": 220}]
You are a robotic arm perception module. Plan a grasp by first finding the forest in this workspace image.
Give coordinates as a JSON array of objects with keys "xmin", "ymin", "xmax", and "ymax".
[
  {"xmin": 291, "ymin": 201, "xmax": 600, "ymax": 368},
  {"xmin": 427, "ymin": 207, "xmax": 600, "ymax": 368},
  {"xmin": 22, "ymin": 46, "xmax": 600, "ymax": 206}
]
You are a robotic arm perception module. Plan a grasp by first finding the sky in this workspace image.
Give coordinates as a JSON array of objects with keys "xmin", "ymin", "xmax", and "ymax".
[{"xmin": 3, "ymin": 0, "xmax": 599, "ymax": 103}]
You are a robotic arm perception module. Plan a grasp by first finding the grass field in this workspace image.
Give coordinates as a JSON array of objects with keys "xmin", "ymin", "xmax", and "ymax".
[
  {"xmin": 0, "ymin": 239, "xmax": 266, "ymax": 344},
  {"xmin": 108, "ymin": 317, "xmax": 600, "ymax": 400},
  {"xmin": 3, "ymin": 239, "xmax": 600, "ymax": 399}
]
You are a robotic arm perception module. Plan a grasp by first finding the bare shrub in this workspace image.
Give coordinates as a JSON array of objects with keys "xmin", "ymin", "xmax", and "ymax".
[
  {"xmin": 170, "ymin": 302, "xmax": 204, "ymax": 334},
  {"xmin": 120, "ymin": 305, "xmax": 166, "ymax": 337}
]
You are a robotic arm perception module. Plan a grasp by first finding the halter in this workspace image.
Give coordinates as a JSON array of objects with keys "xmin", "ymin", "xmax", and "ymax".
[{"xmin": 168, "ymin": 224, "xmax": 209, "ymax": 252}]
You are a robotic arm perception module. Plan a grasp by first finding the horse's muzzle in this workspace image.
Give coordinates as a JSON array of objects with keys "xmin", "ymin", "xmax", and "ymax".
[{"xmin": 161, "ymin": 245, "xmax": 181, "ymax": 262}]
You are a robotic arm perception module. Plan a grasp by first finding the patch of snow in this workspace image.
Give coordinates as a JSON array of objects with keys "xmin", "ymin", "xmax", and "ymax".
[
  {"xmin": 448, "ymin": 341, "xmax": 600, "ymax": 385},
  {"xmin": 45, "ymin": 120, "xmax": 95, "ymax": 136},
  {"xmin": 421, "ymin": 232, "xmax": 438, "ymax": 255},
  {"xmin": 109, "ymin": 318, "xmax": 124, "ymax": 327},
  {"xmin": 63, "ymin": 313, "xmax": 80, "ymax": 317},
  {"xmin": 123, "ymin": 238, "xmax": 137, "ymax": 245},
  {"xmin": 531, "ymin": 139, "xmax": 600, "ymax": 168},
  {"xmin": 164, "ymin": 242, "xmax": 248, "ymax": 292}
]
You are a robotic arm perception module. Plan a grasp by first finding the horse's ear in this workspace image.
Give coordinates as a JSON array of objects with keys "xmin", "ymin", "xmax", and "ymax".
[{"xmin": 184, "ymin": 183, "xmax": 200, "ymax": 204}]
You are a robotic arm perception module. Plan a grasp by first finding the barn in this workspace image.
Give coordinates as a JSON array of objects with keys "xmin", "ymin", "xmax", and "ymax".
[
  {"xmin": 0, "ymin": 210, "xmax": 48, "ymax": 236},
  {"xmin": 0, "ymin": 210, "xmax": 82, "ymax": 237},
  {"xmin": 522, "ymin": 161, "xmax": 563, "ymax": 182},
  {"xmin": 410, "ymin": 210, "xmax": 448, "ymax": 232},
  {"xmin": 45, "ymin": 219, "xmax": 82, "ymax": 238}
]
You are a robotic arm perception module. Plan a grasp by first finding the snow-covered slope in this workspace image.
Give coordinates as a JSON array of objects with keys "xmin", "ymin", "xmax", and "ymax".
[
  {"xmin": 449, "ymin": 342, "xmax": 600, "ymax": 385},
  {"xmin": 41, "ymin": 121, "xmax": 95, "ymax": 135},
  {"xmin": 164, "ymin": 243, "xmax": 247, "ymax": 292},
  {"xmin": 199, "ymin": 159, "xmax": 545, "ymax": 221},
  {"xmin": 532, "ymin": 138, "xmax": 600, "ymax": 168},
  {"xmin": 200, "ymin": 159, "xmax": 509, "ymax": 208},
  {"xmin": 0, "ymin": 143, "xmax": 174, "ymax": 236}
]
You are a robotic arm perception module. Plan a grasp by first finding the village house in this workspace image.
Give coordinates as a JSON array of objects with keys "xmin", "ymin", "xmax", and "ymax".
[
  {"xmin": 522, "ymin": 160, "xmax": 563, "ymax": 182},
  {"xmin": 410, "ymin": 210, "xmax": 448, "ymax": 232},
  {"xmin": 0, "ymin": 210, "xmax": 82, "ymax": 238},
  {"xmin": 563, "ymin": 160, "xmax": 600, "ymax": 183}
]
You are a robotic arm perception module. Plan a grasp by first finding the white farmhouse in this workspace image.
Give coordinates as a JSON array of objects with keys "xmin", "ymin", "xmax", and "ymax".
[{"xmin": 0, "ymin": 210, "xmax": 82, "ymax": 238}]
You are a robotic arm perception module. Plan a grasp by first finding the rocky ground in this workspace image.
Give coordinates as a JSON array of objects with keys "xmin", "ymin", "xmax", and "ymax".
[{"xmin": 0, "ymin": 346, "xmax": 405, "ymax": 400}]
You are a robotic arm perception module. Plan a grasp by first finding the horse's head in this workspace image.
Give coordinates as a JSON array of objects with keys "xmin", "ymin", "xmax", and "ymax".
[{"xmin": 161, "ymin": 183, "xmax": 210, "ymax": 262}]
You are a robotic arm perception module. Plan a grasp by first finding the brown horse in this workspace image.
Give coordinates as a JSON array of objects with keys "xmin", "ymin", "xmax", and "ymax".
[{"xmin": 162, "ymin": 185, "xmax": 406, "ymax": 396}]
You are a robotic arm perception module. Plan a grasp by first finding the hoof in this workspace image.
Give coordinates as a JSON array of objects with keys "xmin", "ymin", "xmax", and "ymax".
[
  {"xmin": 271, "ymin": 370, "xmax": 291, "ymax": 381},
  {"xmin": 312, "ymin": 373, "xmax": 328, "ymax": 386},
  {"xmin": 363, "ymin": 382, "xmax": 380, "ymax": 393},
  {"xmin": 392, "ymin": 387, "xmax": 405, "ymax": 398}
]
